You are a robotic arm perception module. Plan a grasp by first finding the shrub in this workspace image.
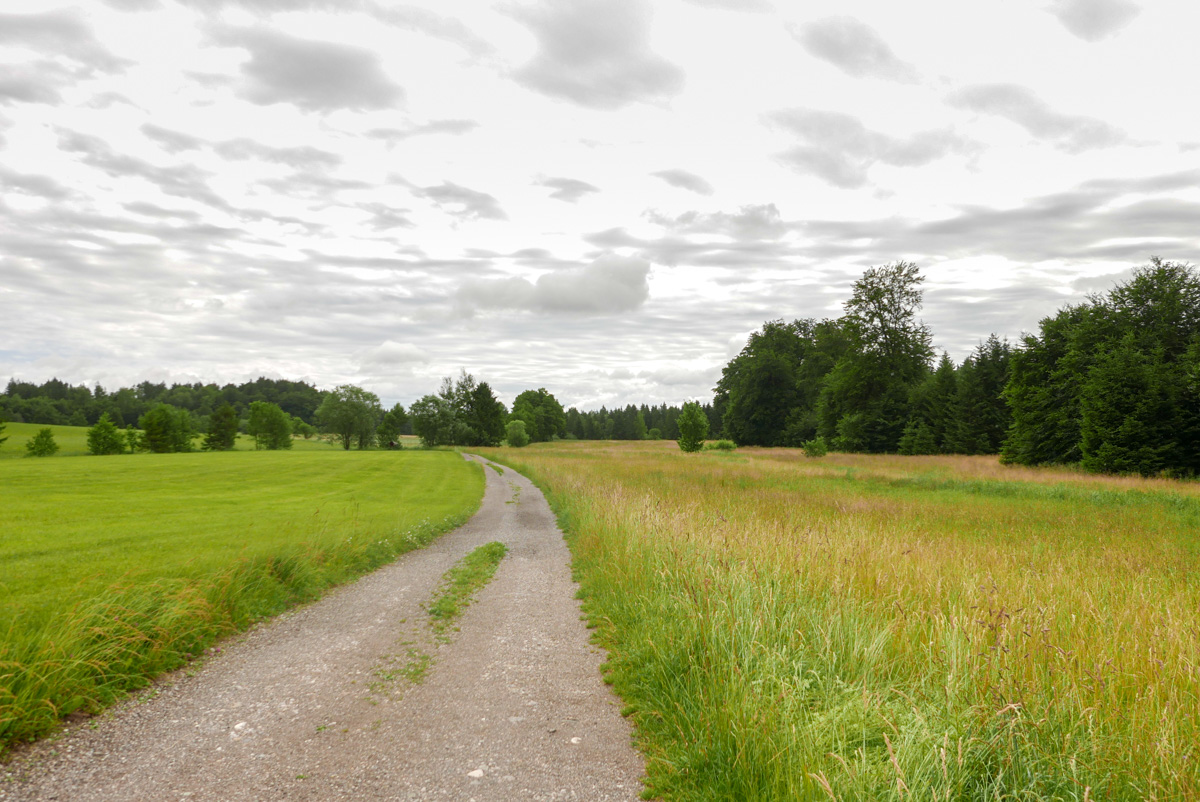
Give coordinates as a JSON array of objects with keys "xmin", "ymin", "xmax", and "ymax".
[
  {"xmin": 703, "ymin": 440, "xmax": 737, "ymax": 451},
  {"xmin": 801, "ymin": 436, "xmax": 828, "ymax": 458},
  {"xmin": 25, "ymin": 428, "xmax": 59, "ymax": 457},
  {"xmin": 505, "ymin": 420, "xmax": 530, "ymax": 448}
]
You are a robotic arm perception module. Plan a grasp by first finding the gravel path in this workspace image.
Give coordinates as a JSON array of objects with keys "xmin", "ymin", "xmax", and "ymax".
[{"xmin": 1, "ymin": 456, "xmax": 644, "ymax": 801}]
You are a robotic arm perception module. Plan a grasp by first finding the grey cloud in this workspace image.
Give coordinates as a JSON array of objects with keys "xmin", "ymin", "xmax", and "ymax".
[
  {"xmin": 457, "ymin": 255, "xmax": 651, "ymax": 315},
  {"xmin": 0, "ymin": 9, "xmax": 128, "ymax": 73},
  {"xmin": 948, "ymin": 83, "xmax": 1126, "ymax": 153},
  {"xmin": 512, "ymin": 0, "xmax": 685, "ymax": 110},
  {"xmin": 256, "ymin": 172, "xmax": 373, "ymax": 199},
  {"xmin": 214, "ymin": 139, "xmax": 342, "ymax": 170},
  {"xmin": 141, "ymin": 124, "xmax": 208, "ymax": 153},
  {"xmin": 417, "ymin": 182, "xmax": 507, "ymax": 221},
  {"xmin": 213, "ymin": 27, "xmax": 404, "ymax": 112},
  {"xmin": 57, "ymin": 129, "xmax": 236, "ymax": 212},
  {"xmin": 652, "ymin": 169, "xmax": 714, "ymax": 195},
  {"xmin": 646, "ymin": 203, "xmax": 787, "ymax": 241},
  {"xmin": 538, "ymin": 177, "xmax": 600, "ymax": 203},
  {"xmin": 793, "ymin": 17, "xmax": 919, "ymax": 82},
  {"xmin": 369, "ymin": 5, "xmax": 495, "ymax": 58},
  {"xmin": 141, "ymin": 125, "xmax": 343, "ymax": 170},
  {"xmin": 0, "ymin": 167, "xmax": 72, "ymax": 200},
  {"xmin": 366, "ymin": 120, "xmax": 479, "ymax": 145},
  {"xmin": 355, "ymin": 202, "xmax": 413, "ymax": 231},
  {"xmin": 682, "ymin": 0, "xmax": 772, "ymax": 11},
  {"xmin": 359, "ymin": 341, "xmax": 430, "ymax": 369},
  {"xmin": 102, "ymin": 0, "xmax": 162, "ymax": 9},
  {"xmin": 796, "ymin": 169, "xmax": 1200, "ymax": 265},
  {"xmin": 770, "ymin": 108, "xmax": 975, "ymax": 187},
  {"xmin": 1047, "ymin": 0, "xmax": 1141, "ymax": 41},
  {"xmin": 0, "ymin": 64, "xmax": 69, "ymax": 105}
]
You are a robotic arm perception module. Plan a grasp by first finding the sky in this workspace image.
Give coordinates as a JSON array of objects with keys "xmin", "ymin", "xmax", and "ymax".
[{"xmin": 1, "ymin": 0, "xmax": 1198, "ymax": 410}]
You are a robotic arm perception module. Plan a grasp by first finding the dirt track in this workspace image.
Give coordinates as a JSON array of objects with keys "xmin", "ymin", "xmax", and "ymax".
[{"xmin": 1, "ymin": 455, "xmax": 644, "ymax": 801}]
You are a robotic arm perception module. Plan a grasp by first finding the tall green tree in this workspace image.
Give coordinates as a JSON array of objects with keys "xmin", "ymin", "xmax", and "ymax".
[
  {"xmin": 463, "ymin": 382, "xmax": 507, "ymax": 446},
  {"xmin": 86, "ymin": 413, "xmax": 125, "ymax": 455},
  {"xmin": 1004, "ymin": 258, "xmax": 1200, "ymax": 474},
  {"xmin": 138, "ymin": 403, "xmax": 194, "ymax": 453},
  {"xmin": 818, "ymin": 261, "xmax": 933, "ymax": 452},
  {"xmin": 410, "ymin": 395, "xmax": 462, "ymax": 447},
  {"xmin": 905, "ymin": 352, "xmax": 957, "ymax": 452},
  {"xmin": 0, "ymin": 414, "xmax": 7, "ymax": 449},
  {"xmin": 1078, "ymin": 336, "xmax": 1174, "ymax": 475},
  {"xmin": 203, "ymin": 404, "xmax": 239, "ymax": 451},
  {"xmin": 677, "ymin": 401, "xmax": 709, "ymax": 453},
  {"xmin": 717, "ymin": 318, "xmax": 846, "ymax": 447},
  {"xmin": 377, "ymin": 403, "xmax": 409, "ymax": 447},
  {"xmin": 247, "ymin": 401, "xmax": 293, "ymax": 450},
  {"xmin": 316, "ymin": 385, "xmax": 382, "ymax": 450},
  {"xmin": 945, "ymin": 335, "xmax": 1012, "ymax": 454}
]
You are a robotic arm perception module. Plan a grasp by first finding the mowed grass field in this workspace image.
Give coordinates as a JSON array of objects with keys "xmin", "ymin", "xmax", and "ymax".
[
  {"xmin": 484, "ymin": 441, "xmax": 1200, "ymax": 801},
  {"xmin": 0, "ymin": 449, "xmax": 482, "ymax": 750}
]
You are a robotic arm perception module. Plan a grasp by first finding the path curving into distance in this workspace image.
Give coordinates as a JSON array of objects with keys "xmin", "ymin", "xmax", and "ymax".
[{"xmin": 1, "ymin": 456, "xmax": 643, "ymax": 802}]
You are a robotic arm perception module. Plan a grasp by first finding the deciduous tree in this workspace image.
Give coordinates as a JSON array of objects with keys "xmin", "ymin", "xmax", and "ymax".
[
  {"xmin": 247, "ymin": 401, "xmax": 293, "ymax": 450},
  {"xmin": 316, "ymin": 385, "xmax": 382, "ymax": 450}
]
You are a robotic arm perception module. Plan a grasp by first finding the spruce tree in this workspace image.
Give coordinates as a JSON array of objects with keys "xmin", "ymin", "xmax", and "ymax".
[
  {"xmin": 25, "ymin": 428, "xmax": 58, "ymax": 457},
  {"xmin": 203, "ymin": 404, "xmax": 239, "ymax": 451},
  {"xmin": 87, "ymin": 413, "xmax": 125, "ymax": 455}
]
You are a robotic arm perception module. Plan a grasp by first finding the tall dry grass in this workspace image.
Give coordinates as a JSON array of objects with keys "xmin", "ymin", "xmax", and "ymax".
[{"xmin": 486, "ymin": 442, "xmax": 1200, "ymax": 800}]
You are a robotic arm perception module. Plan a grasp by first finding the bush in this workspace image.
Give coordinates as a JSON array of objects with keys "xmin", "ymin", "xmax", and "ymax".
[
  {"xmin": 505, "ymin": 419, "xmax": 530, "ymax": 448},
  {"xmin": 25, "ymin": 428, "xmax": 59, "ymax": 457},
  {"xmin": 87, "ymin": 413, "xmax": 126, "ymax": 455},
  {"xmin": 703, "ymin": 440, "xmax": 737, "ymax": 451},
  {"xmin": 801, "ymin": 437, "xmax": 828, "ymax": 458}
]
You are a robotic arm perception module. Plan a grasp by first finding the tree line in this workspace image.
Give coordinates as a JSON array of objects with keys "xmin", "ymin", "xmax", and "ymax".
[
  {"xmin": 6, "ymin": 256, "xmax": 1195, "ymax": 474},
  {"xmin": 715, "ymin": 257, "xmax": 1199, "ymax": 476},
  {"xmin": 0, "ymin": 376, "xmax": 329, "ymax": 433}
]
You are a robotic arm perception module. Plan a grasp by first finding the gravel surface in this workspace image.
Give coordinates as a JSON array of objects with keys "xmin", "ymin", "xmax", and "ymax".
[{"xmin": 1, "ymin": 456, "xmax": 644, "ymax": 801}]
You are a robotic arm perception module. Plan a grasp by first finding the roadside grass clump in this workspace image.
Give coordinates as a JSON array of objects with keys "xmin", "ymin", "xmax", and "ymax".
[
  {"xmin": 483, "ymin": 442, "xmax": 1200, "ymax": 800},
  {"xmin": 428, "ymin": 542, "xmax": 509, "ymax": 635},
  {"xmin": 0, "ymin": 450, "xmax": 482, "ymax": 752}
]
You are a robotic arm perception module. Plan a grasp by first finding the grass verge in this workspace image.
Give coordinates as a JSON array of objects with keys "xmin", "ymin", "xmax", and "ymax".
[{"xmin": 483, "ymin": 441, "xmax": 1200, "ymax": 801}]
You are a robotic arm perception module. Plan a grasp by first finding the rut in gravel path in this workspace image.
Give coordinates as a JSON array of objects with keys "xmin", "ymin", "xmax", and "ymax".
[{"xmin": 1, "ymin": 455, "xmax": 644, "ymax": 802}]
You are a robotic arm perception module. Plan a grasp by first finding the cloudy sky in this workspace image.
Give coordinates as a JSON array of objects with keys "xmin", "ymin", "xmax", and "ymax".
[{"xmin": 2, "ymin": 0, "xmax": 1197, "ymax": 409}]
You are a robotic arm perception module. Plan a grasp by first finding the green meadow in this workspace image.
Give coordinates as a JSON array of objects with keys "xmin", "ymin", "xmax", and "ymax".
[
  {"xmin": 0, "ymin": 449, "xmax": 482, "ymax": 750},
  {"xmin": 0, "ymin": 421, "xmax": 367, "ymax": 458},
  {"xmin": 485, "ymin": 441, "xmax": 1200, "ymax": 801}
]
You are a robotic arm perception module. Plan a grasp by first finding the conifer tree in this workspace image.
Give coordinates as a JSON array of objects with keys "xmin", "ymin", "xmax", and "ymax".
[
  {"xmin": 87, "ymin": 412, "xmax": 125, "ymax": 455},
  {"xmin": 203, "ymin": 404, "xmax": 239, "ymax": 451}
]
